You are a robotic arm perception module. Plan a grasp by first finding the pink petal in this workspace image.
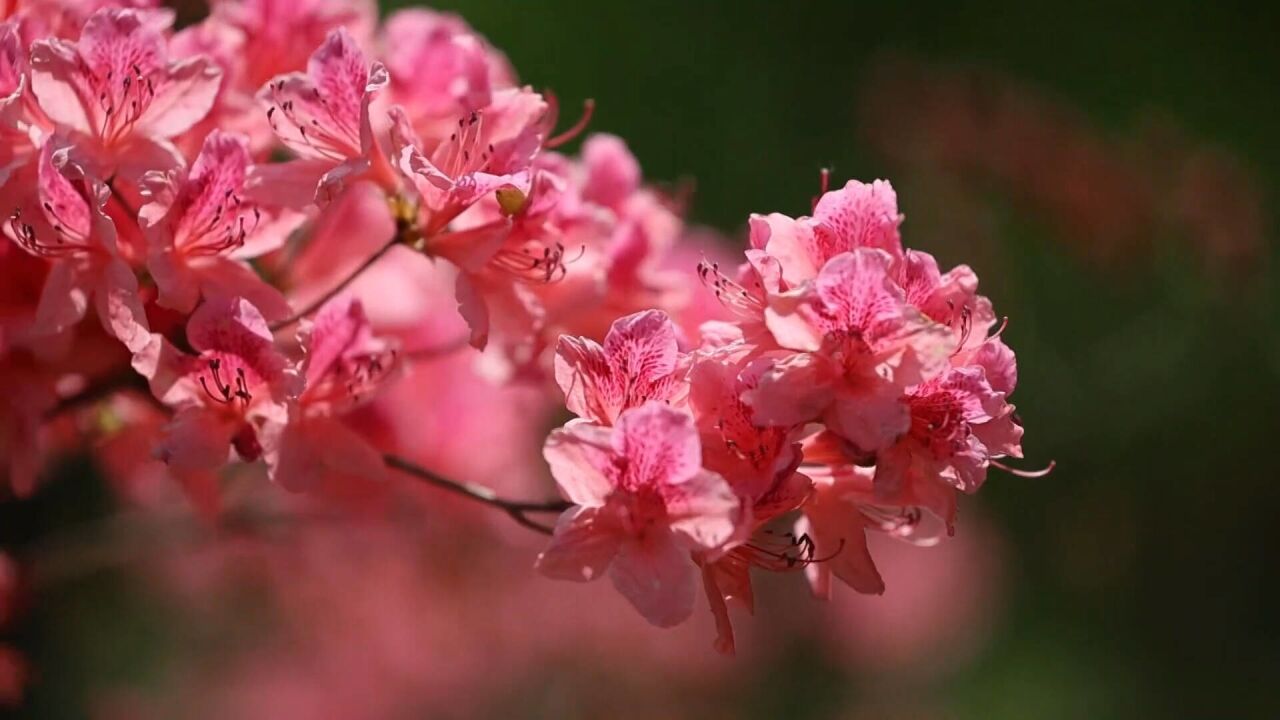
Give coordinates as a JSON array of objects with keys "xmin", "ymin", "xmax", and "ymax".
[
  {"xmin": 154, "ymin": 406, "xmax": 234, "ymax": 473},
  {"xmin": 741, "ymin": 353, "xmax": 836, "ymax": 426},
  {"xmin": 542, "ymin": 420, "xmax": 615, "ymax": 506},
  {"xmin": 664, "ymin": 468, "xmax": 742, "ymax": 552},
  {"xmin": 601, "ymin": 310, "xmax": 679, "ymax": 390},
  {"xmin": 194, "ymin": 257, "xmax": 292, "ymax": 322},
  {"xmin": 609, "ymin": 529, "xmax": 696, "ymax": 628},
  {"xmin": 33, "ymin": 261, "xmax": 90, "ymax": 336},
  {"xmin": 826, "ymin": 381, "xmax": 911, "ymax": 454},
  {"xmin": 581, "ymin": 133, "xmax": 639, "ymax": 210},
  {"xmin": 28, "ymin": 39, "xmax": 92, "ymax": 135},
  {"xmin": 36, "ymin": 143, "xmax": 92, "ymax": 242},
  {"xmin": 186, "ymin": 295, "xmax": 273, "ymax": 352},
  {"xmin": 751, "ymin": 212, "xmax": 821, "ymax": 285},
  {"xmin": 612, "ymin": 402, "xmax": 702, "ymax": 488},
  {"xmin": 535, "ymin": 506, "xmax": 622, "ymax": 581},
  {"xmin": 134, "ymin": 54, "xmax": 222, "ymax": 138},
  {"xmin": 454, "ymin": 272, "xmax": 489, "ymax": 349},
  {"xmin": 268, "ymin": 415, "xmax": 386, "ymax": 492},
  {"xmin": 811, "ymin": 179, "xmax": 904, "ymax": 262},
  {"xmin": 94, "ymin": 256, "xmax": 151, "ymax": 353},
  {"xmin": 147, "ymin": 247, "xmax": 200, "ymax": 313}
]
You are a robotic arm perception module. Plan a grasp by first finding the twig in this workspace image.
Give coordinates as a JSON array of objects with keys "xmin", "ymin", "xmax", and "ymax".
[
  {"xmin": 269, "ymin": 237, "xmax": 400, "ymax": 332},
  {"xmin": 383, "ymin": 453, "xmax": 570, "ymax": 535}
]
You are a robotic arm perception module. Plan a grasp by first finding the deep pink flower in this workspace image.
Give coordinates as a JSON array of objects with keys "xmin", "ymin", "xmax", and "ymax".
[
  {"xmin": 28, "ymin": 8, "xmax": 221, "ymax": 180},
  {"xmin": 256, "ymin": 27, "xmax": 393, "ymax": 205},
  {"xmin": 137, "ymin": 296, "xmax": 296, "ymax": 512},
  {"xmin": 554, "ymin": 309, "xmax": 685, "ymax": 426},
  {"xmin": 537, "ymin": 402, "xmax": 745, "ymax": 627},
  {"xmin": 4, "ymin": 141, "xmax": 150, "ymax": 352},
  {"xmin": 140, "ymin": 129, "xmax": 299, "ymax": 318}
]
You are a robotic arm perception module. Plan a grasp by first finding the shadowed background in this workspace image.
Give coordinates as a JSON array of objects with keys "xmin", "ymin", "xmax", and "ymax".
[{"xmin": 4, "ymin": 1, "xmax": 1278, "ymax": 717}]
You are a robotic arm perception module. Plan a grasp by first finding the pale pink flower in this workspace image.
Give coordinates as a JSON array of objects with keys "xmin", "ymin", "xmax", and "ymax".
[
  {"xmin": 27, "ymin": 8, "xmax": 221, "ymax": 181},
  {"xmin": 4, "ymin": 141, "xmax": 150, "ymax": 352},
  {"xmin": 264, "ymin": 296, "xmax": 397, "ymax": 493},
  {"xmin": 139, "ymin": 129, "xmax": 299, "ymax": 318},
  {"xmin": 537, "ymin": 402, "xmax": 745, "ymax": 627},
  {"xmin": 554, "ymin": 309, "xmax": 685, "ymax": 425},
  {"xmin": 256, "ymin": 27, "xmax": 393, "ymax": 205}
]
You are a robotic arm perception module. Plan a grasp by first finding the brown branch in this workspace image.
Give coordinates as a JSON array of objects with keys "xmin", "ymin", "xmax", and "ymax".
[{"xmin": 383, "ymin": 453, "xmax": 570, "ymax": 535}]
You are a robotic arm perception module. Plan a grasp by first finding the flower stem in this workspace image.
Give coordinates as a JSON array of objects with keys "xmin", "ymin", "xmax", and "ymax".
[
  {"xmin": 383, "ymin": 453, "xmax": 569, "ymax": 534},
  {"xmin": 269, "ymin": 236, "xmax": 400, "ymax": 332}
]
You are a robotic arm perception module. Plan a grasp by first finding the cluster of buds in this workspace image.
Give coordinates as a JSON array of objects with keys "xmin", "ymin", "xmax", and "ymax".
[{"xmin": 0, "ymin": 0, "xmax": 1046, "ymax": 658}]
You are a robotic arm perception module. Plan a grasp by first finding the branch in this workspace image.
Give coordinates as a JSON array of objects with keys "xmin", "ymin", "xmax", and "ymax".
[
  {"xmin": 383, "ymin": 453, "xmax": 570, "ymax": 534},
  {"xmin": 269, "ymin": 236, "xmax": 400, "ymax": 332}
]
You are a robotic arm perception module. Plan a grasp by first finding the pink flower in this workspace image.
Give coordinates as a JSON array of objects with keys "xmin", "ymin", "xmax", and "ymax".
[
  {"xmin": 140, "ymin": 129, "xmax": 299, "ymax": 318},
  {"xmin": 28, "ymin": 8, "xmax": 222, "ymax": 181},
  {"xmin": 748, "ymin": 248, "xmax": 953, "ymax": 453},
  {"xmin": 380, "ymin": 8, "xmax": 514, "ymax": 137},
  {"xmin": 874, "ymin": 349, "xmax": 1023, "ymax": 525},
  {"xmin": 537, "ymin": 402, "xmax": 745, "ymax": 627},
  {"xmin": 4, "ymin": 141, "xmax": 150, "ymax": 352},
  {"xmin": 256, "ymin": 27, "xmax": 393, "ymax": 205},
  {"xmin": 264, "ymin": 296, "xmax": 397, "ymax": 493},
  {"xmin": 138, "ymin": 296, "xmax": 295, "ymax": 513},
  {"xmin": 687, "ymin": 353, "xmax": 813, "ymax": 653},
  {"xmin": 554, "ymin": 309, "xmax": 685, "ymax": 425},
  {"xmin": 1, "ymin": 20, "xmax": 53, "ymax": 192},
  {"xmin": 750, "ymin": 179, "xmax": 903, "ymax": 286},
  {"xmin": 792, "ymin": 463, "xmax": 886, "ymax": 599}
]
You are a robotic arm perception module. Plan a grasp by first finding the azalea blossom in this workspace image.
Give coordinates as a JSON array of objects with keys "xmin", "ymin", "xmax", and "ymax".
[
  {"xmin": 537, "ymin": 402, "xmax": 746, "ymax": 627},
  {"xmin": 27, "ymin": 8, "xmax": 221, "ymax": 183}
]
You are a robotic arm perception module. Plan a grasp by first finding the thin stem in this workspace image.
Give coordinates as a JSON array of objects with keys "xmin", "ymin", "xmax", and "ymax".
[
  {"xmin": 269, "ymin": 236, "xmax": 400, "ymax": 332},
  {"xmin": 383, "ymin": 453, "xmax": 570, "ymax": 535}
]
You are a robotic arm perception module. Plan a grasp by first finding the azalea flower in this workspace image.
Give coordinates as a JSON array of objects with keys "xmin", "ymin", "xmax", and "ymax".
[
  {"xmin": 139, "ymin": 129, "xmax": 300, "ymax": 319},
  {"xmin": 264, "ymin": 295, "xmax": 397, "ymax": 493},
  {"xmin": 4, "ymin": 141, "xmax": 149, "ymax": 352},
  {"xmin": 554, "ymin": 309, "xmax": 685, "ymax": 426},
  {"xmin": 537, "ymin": 402, "xmax": 746, "ymax": 627},
  {"xmin": 27, "ymin": 8, "xmax": 221, "ymax": 183}
]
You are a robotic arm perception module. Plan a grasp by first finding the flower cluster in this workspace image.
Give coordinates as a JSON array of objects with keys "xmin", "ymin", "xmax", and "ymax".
[
  {"xmin": 537, "ymin": 177, "xmax": 1047, "ymax": 653},
  {"xmin": 0, "ymin": 0, "xmax": 1044, "ymax": 662}
]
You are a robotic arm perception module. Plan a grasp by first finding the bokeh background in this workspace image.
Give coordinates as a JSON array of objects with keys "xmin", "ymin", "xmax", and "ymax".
[{"xmin": 4, "ymin": 1, "xmax": 1279, "ymax": 717}]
